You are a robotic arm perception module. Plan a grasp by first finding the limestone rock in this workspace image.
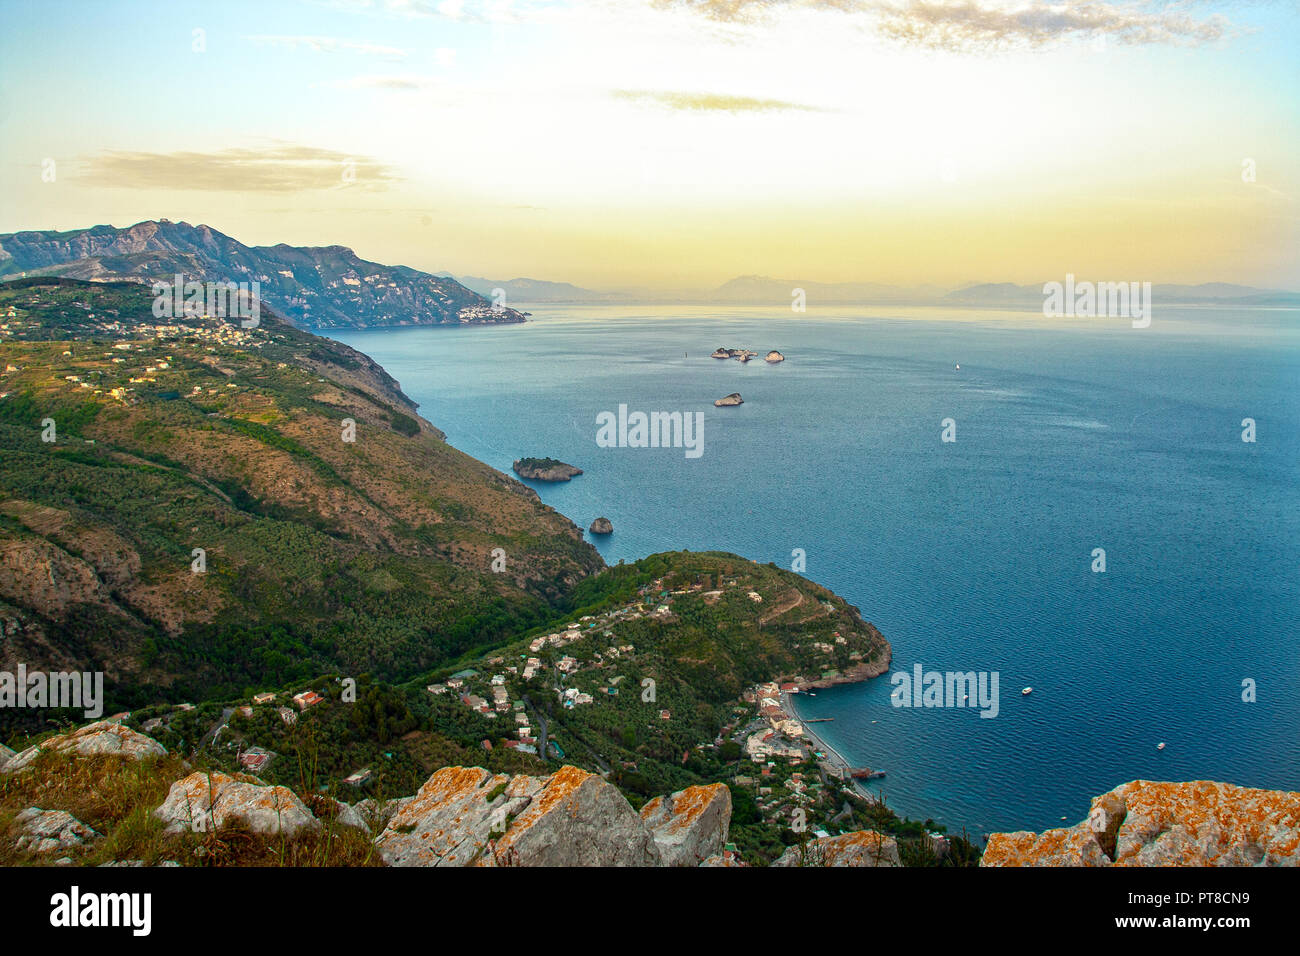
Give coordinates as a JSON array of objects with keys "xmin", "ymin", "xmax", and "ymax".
[
  {"xmin": 0, "ymin": 742, "xmax": 14, "ymax": 770},
  {"xmin": 153, "ymin": 770, "xmax": 320, "ymax": 837},
  {"xmin": 330, "ymin": 800, "xmax": 371, "ymax": 833},
  {"xmin": 772, "ymin": 830, "xmax": 901, "ymax": 867},
  {"xmin": 714, "ymin": 392, "xmax": 743, "ymax": 407},
  {"xmin": 639, "ymin": 783, "xmax": 731, "ymax": 866},
  {"xmin": 12, "ymin": 808, "xmax": 100, "ymax": 854},
  {"xmin": 765, "ymin": 351, "xmax": 784, "ymax": 363},
  {"xmin": 982, "ymin": 780, "xmax": 1300, "ymax": 867},
  {"xmin": 700, "ymin": 852, "xmax": 745, "ymax": 867},
  {"xmin": 376, "ymin": 765, "xmax": 660, "ymax": 867},
  {"xmin": 589, "ymin": 517, "xmax": 613, "ymax": 535},
  {"xmin": 2, "ymin": 720, "xmax": 166, "ymax": 774}
]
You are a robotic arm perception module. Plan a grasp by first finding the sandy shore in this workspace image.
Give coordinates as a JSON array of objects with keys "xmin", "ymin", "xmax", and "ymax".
[{"xmin": 785, "ymin": 690, "xmax": 881, "ymax": 803}]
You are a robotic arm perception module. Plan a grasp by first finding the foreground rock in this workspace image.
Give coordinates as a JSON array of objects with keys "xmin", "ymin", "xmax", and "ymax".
[
  {"xmin": 589, "ymin": 517, "xmax": 613, "ymax": 535},
  {"xmin": 12, "ymin": 808, "xmax": 100, "ymax": 854},
  {"xmin": 154, "ymin": 771, "xmax": 320, "ymax": 837},
  {"xmin": 639, "ymin": 783, "xmax": 731, "ymax": 866},
  {"xmin": 714, "ymin": 392, "xmax": 743, "ymax": 407},
  {"xmin": 982, "ymin": 780, "xmax": 1300, "ymax": 867},
  {"xmin": 513, "ymin": 458, "xmax": 583, "ymax": 482},
  {"xmin": 376, "ymin": 765, "xmax": 660, "ymax": 867},
  {"xmin": 772, "ymin": 830, "xmax": 901, "ymax": 867},
  {"xmin": 2, "ymin": 720, "xmax": 167, "ymax": 773},
  {"xmin": 0, "ymin": 742, "xmax": 14, "ymax": 770},
  {"xmin": 765, "ymin": 350, "xmax": 785, "ymax": 363}
]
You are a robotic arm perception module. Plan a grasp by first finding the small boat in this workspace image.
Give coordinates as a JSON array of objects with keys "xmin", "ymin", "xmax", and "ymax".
[
  {"xmin": 1157, "ymin": 742, "xmax": 1166, "ymax": 751},
  {"xmin": 955, "ymin": 363, "xmax": 961, "ymax": 370},
  {"xmin": 1022, "ymin": 687, "xmax": 1033, "ymax": 696}
]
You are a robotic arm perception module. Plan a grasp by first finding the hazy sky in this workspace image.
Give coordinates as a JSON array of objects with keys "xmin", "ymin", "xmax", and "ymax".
[{"xmin": 1, "ymin": 0, "xmax": 1297, "ymax": 289}]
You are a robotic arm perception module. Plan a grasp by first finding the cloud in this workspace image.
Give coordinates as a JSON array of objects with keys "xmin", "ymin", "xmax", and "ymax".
[
  {"xmin": 653, "ymin": 0, "xmax": 1238, "ymax": 51},
  {"xmin": 78, "ymin": 145, "xmax": 400, "ymax": 192},
  {"xmin": 332, "ymin": 73, "xmax": 444, "ymax": 89},
  {"xmin": 244, "ymin": 34, "xmax": 410, "ymax": 58},
  {"xmin": 613, "ymin": 89, "xmax": 826, "ymax": 111},
  {"xmin": 872, "ymin": 1, "xmax": 1232, "ymax": 51}
]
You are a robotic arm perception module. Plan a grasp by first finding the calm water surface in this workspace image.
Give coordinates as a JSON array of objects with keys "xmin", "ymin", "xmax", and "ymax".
[{"xmin": 328, "ymin": 304, "xmax": 1300, "ymax": 835}]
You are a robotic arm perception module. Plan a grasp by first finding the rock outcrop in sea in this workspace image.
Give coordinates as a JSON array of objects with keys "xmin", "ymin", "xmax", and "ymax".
[
  {"xmin": 765, "ymin": 350, "xmax": 784, "ymax": 363},
  {"xmin": 714, "ymin": 392, "xmax": 743, "ymax": 407},
  {"xmin": 512, "ymin": 458, "xmax": 583, "ymax": 481},
  {"xmin": 589, "ymin": 517, "xmax": 613, "ymax": 535},
  {"xmin": 981, "ymin": 779, "xmax": 1300, "ymax": 867}
]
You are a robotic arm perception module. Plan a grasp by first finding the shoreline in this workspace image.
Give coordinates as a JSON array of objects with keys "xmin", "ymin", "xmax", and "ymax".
[{"xmin": 784, "ymin": 690, "xmax": 882, "ymax": 804}]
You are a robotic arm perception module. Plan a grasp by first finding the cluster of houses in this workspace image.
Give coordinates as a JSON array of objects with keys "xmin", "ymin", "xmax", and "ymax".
[{"xmin": 745, "ymin": 682, "xmax": 810, "ymax": 763}]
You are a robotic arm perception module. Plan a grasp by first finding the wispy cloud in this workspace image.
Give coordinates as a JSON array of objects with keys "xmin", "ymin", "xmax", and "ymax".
[
  {"xmin": 653, "ymin": 0, "xmax": 1238, "ymax": 51},
  {"xmin": 244, "ymin": 34, "xmax": 410, "ymax": 58},
  {"xmin": 331, "ymin": 73, "xmax": 445, "ymax": 90},
  {"xmin": 873, "ymin": 1, "xmax": 1232, "ymax": 51},
  {"xmin": 79, "ymin": 145, "xmax": 400, "ymax": 192},
  {"xmin": 614, "ymin": 89, "xmax": 826, "ymax": 111}
]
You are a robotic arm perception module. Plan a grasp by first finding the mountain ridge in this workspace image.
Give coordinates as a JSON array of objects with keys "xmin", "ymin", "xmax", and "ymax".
[{"xmin": 0, "ymin": 220, "xmax": 528, "ymax": 330}]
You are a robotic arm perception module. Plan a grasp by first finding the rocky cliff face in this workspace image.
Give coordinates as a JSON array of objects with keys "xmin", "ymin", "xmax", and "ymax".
[{"xmin": 982, "ymin": 780, "xmax": 1300, "ymax": 867}]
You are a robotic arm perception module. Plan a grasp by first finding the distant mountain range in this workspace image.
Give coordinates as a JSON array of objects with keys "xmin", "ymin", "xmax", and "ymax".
[
  {"xmin": 0, "ymin": 220, "xmax": 526, "ymax": 329},
  {"xmin": 451, "ymin": 275, "xmax": 631, "ymax": 304},
  {"xmin": 446, "ymin": 272, "xmax": 1300, "ymax": 307},
  {"xmin": 943, "ymin": 281, "xmax": 1300, "ymax": 307}
]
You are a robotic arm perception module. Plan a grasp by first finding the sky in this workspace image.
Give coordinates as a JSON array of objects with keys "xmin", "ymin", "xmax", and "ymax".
[{"xmin": 0, "ymin": 0, "xmax": 1297, "ymax": 290}]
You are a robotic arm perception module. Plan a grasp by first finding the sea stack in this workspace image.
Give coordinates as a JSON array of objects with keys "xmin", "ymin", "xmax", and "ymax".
[
  {"xmin": 589, "ymin": 517, "xmax": 613, "ymax": 535},
  {"xmin": 714, "ymin": 393, "xmax": 743, "ymax": 407},
  {"xmin": 513, "ymin": 458, "xmax": 583, "ymax": 481},
  {"xmin": 765, "ymin": 350, "xmax": 784, "ymax": 363}
]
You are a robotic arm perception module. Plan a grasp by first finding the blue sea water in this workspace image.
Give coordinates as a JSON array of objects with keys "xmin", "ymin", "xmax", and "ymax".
[{"xmin": 328, "ymin": 304, "xmax": 1300, "ymax": 836}]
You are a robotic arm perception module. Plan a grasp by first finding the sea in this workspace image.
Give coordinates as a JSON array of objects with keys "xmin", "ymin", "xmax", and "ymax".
[{"xmin": 327, "ymin": 303, "xmax": 1300, "ymax": 837}]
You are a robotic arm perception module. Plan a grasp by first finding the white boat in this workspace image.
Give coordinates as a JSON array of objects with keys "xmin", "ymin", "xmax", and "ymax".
[
  {"xmin": 955, "ymin": 364, "xmax": 960, "ymax": 370},
  {"xmin": 1157, "ymin": 742, "xmax": 1166, "ymax": 751},
  {"xmin": 1021, "ymin": 686, "xmax": 1033, "ymax": 696}
]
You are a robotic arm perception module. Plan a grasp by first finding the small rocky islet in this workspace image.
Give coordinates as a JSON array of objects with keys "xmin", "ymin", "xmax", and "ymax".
[
  {"xmin": 512, "ymin": 457, "xmax": 583, "ymax": 482},
  {"xmin": 711, "ymin": 347, "xmax": 784, "ymax": 363}
]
